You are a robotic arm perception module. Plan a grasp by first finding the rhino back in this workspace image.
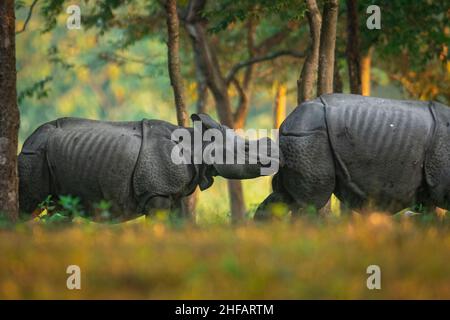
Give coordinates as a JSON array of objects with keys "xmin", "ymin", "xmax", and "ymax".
[
  {"xmin": 47, "ymin": 119, "xmax": 142, "ymax": 214},
  {"xmin": 323, "ymin": 94, "xmax": 434, "ymax": 209}
]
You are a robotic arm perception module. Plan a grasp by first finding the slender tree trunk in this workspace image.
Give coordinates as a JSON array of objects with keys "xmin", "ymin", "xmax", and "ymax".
[
  {"xmin": 274, "ymin": 82, "xmax": 286, "ymax": 129},
  {"xmin": 234, "ymin": 18, "xmax": 256, "ymax": 129},
  {"xmin": 166, "ymin": 0, "xmax": 188, "ymax": 126},
  {"xmin": 317, "ymin": 0, "xmax": 339, "ymax": 215},
  {"xmin": 193, "ymin": 35, "xmax": 209, "ymax": 115},
  {"xmin": 185, "ymin": 21, "xmax": 234, "ymax": 126},
  {"xmin": 361, "ymin": 47, "xmax": 373, "ymax": 96},
  {"xmin": 165, "ymin": 0, "xmax": 196, "ymax": 221},
  {"xmin": 185, "ymin": 0, "xmax": 246, "ymax": 224},
  {"xmin": 0, "ymin": 0, "xmax": 20, "ymax": 222},
  {"xmin": 333, "ymin": 57, "xmax": 343, "ymax": 93},
  {"xmin": 233, "ymin": 66, "xmax": 253, "ymax": 129},
  {"xmin": 298, "ymin": 0, "xmax": 322, "ymax": 104},
  {"xmin": 345, "ymin": 0, "xmax": 362, "ymax": 94},
  {"xmin": 196, "ymin": 79, "xmax": 208, "ymax": 114},
  {"xmin": 317, "ymin": 0, "xmax": 339, "ymax": 95}
]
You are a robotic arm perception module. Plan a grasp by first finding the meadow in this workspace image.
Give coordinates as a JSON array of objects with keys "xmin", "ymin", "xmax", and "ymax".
[{"xmin": 1, "ymin": 178, "xmax": 449, "ymax": 300}]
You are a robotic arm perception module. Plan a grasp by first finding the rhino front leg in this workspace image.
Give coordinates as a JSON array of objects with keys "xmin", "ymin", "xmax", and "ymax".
[
  {"xmin": 143, "ymin": 196, "xmax": 172, "ymax": 218},
  {"xmin": 254, "ymin": 191, "xmax": 296, "ymax": 221}
]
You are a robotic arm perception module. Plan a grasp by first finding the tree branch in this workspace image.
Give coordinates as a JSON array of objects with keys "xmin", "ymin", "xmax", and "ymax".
[
  {"xmin": 97, "ymin": 52, "xmax": 152, "ymax": 65},
  {"xmin": 254, "ymin": 28, "xmax": 290, "ymax": 54},
  {"xmin": 226, "ymin": 50, "xmax": 305, "ymax": 84},
  {"xmin": 230, "ymin": 77, "xmax": 247, "ymax": 106},
  {"xmin": 233, "ymin": 18, "xmax": 256, "ymax": 128},
  {"xmin": 16, "ymin": 0, "xmax": 39, "ymax": 35}
]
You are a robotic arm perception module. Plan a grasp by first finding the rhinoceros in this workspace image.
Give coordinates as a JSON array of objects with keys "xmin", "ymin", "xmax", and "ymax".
[
  {"xmin": 18, "ymin": 114, "xmax": 274, "ymax": 221},
  {"xmin": 255, "ymin": 94, "xmax": 450, "ymax": 219}
]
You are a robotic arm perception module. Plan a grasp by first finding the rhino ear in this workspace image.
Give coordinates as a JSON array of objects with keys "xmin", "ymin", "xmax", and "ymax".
[{"xmin": 191, "ymin": 113, "xmax": 221, "ymax": 130}]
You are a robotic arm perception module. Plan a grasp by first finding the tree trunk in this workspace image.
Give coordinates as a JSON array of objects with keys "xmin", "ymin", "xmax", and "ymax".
[
  {"xmin": 234, "ymin": 18, "xmax": 256, "ymax": 129},
  {"xmin": 166, "ymin": 0, "xmax": 188, "ymax": 126},
  {"xmin": 274, "ymin": 82, "xmax": 286, "ymax": 129},
  {"xmin": 298, "ymin": 0, "xmax": 322, "ymax": 104},
  {"xmin": 317, "ymin": 0, "xmax": 339, "ymax": 95},
  {"xmin": 185, "ymin": 23, "xmax": 234, "ymax": 126},
  {"xmin": 196, "ymin": 79, "xmax": 208, "ymax": 114},
  {"xmin": 361, "ymin": 47, "xmax": 373, "ymax": 96},
  {"xmin": 333, "ymin": 57, "xmax": 343, "ymax": 93},
  {"xmin": 317, "ymin": 0, "xmax": 339, "ymax": 215},
  {"xmin": 0, "ymin": 0, "xmax": 20, "ymax": 222},
  {"xmin": 185, "ymin": 0, "xmax": 246, "ymax": 224},
  {"xmin": 233, "ymin": 66, "xmax": 253, "ymax": 129},
  {"xmin": 165, "ymin": 0, "xmax": 196, "ymax": 222},
  {"xmin": 345, "ymin": 0, "xmax": 362, "ymax": 94}
]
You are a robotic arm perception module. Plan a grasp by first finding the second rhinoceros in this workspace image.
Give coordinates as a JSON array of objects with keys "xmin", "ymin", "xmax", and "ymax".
[{"xmin": 255, "ymin": 93, "xmax": 450, "ymax": 219}]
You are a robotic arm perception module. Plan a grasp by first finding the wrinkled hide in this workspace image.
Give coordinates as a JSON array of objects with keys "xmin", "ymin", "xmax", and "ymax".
[
  {"xmin": 19, "ymin": 113, "xmax": 277, "ymax": 221},
  {"xmin": 256, "ymin": 94, "xmax": 450, "ymax": 219},
  {"xmin": 19, "ymin": 118, "xmax": 199, "ymax": 220}
]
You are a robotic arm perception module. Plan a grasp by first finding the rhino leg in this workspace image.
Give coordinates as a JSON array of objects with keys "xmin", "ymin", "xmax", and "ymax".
[
  {"xmin": 279, "ymin": 132, "xmax": 336, "ymax": 216},
  {"xmin": 423, "ymin": 102, "xmax": 450, "ymax": 211},
  {"xmin": 254, "ymin": 191, "xmax": 296, "ymax": 221},
  {"xmin": 143, "ymin": 195, "xmax": 172, "ymax": 217},
  {"xmin": 255, "ymin": 128, "xmax": 335, "ymax": 220}
]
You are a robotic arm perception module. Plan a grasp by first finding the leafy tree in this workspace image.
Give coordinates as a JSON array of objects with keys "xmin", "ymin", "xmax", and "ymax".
[
  {"xmin": 0, "ymin": 0, "xmax": 20, "ymax": 221},
  {"xmin": 358, "ymin": 0, "xmax": 449, "ymax": 100},
  {"xmin": 165, "ymin": 0, "xmax": 197, "ymax": 221}
]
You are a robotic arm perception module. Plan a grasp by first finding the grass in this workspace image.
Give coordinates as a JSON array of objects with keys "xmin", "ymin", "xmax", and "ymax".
[
  {"xmin": 1, "ymin": 213, "xmax": 450, "ymax": 299},
  {"xmin": 2, "ymin": 175, "xmax": 449, "ymax": 299}
]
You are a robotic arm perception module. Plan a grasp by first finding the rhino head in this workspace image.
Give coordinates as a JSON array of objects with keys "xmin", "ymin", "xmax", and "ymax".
[{"xmin": 189, "ymin": 113, "xmax": 280, "ymax": 187}]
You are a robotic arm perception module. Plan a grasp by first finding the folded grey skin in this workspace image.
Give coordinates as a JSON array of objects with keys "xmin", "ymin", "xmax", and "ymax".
[
  {"xmin": 18, "ymin": 114, "xmax": 279, "ymax": 221},
  {"xmin": 190, "ymin": 113, "xmax": 280, "ymax": 180},
  {"xmin": 255, "ymin": 93, "xmax": 450, "ymax": 220}
]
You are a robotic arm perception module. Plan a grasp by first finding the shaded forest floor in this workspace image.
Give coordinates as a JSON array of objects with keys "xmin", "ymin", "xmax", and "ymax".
[{"xmin": 1, "ymin": 213, "xmax": 450, "ymax": 299}]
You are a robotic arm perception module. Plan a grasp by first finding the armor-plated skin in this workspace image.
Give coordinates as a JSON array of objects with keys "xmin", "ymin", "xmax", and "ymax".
[
  {"xmin": 255, "ymin": 94, "xmax": 450, "ymax": 219},
  {"xmin": 19, "ymin": 118, "xmax": 197, "ymax": 220},
  {"xmin": 18, "ymin": 114, "xmax": 272, "ymax": 221}
]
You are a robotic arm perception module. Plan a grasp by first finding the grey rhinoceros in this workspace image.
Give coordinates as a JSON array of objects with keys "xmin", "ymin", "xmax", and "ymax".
[
  {"xmin": 255, "ymin": 93, "xmax": 450, "ymax": 219},
  {"xmin": 19, "ymin": 114, "xmax": 274, "ymax": 221}
]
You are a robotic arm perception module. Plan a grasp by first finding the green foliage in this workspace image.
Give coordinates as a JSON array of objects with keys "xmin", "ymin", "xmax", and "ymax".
[
  {"xmin": 359, "ymin": 0, "xmax": 449, "ymax": 70},
  {"xmin": 36, "ymin": 195, "xmax": 85, "ymax": 224},
  {"xmin": 40, "ymin": 0, "xmax": 65, "ymax": 32},
  {"xmin": 57, "ymin": 195, "xmax": 85, "ymax": 218},
  {"xmin": 205, "ymin": 0, "xmax": 307, "ymax": 33},
  {"xmin": 18, "ymin": 76, "xmax": 53, "ymax": 104},
  {"xmin": 15, "ymin": 0, "xmax": 27, "ymax": 10},
  {"xmin": 38, "ymin": 194, "xmax": 56, "ymax": 211},
  {"xmin": 47, "ymin": 46, "xmax": 74, "ymax": 70},
  {"xmin": 93, "ymin": 200, "xmax": 112, "ymax": 220}
]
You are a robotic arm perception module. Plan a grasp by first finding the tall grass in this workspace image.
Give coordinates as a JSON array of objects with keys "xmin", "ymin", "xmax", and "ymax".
[{"xmin": 0, "ymin": 213, "xmax": 449, "ymax": 299}]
